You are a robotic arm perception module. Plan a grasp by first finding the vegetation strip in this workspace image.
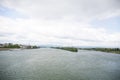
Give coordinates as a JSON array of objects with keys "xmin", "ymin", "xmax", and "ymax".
[
  {"xmin": 0, "ymin": 43, "xmax": 39, "ymax": 50},
  {"xmin": 53, "ymin": 47, "xmax": 78, "ymax": 52},
  {"xmin": 80, "ymin": 48, "xmax": 120, "ymax": 54}
]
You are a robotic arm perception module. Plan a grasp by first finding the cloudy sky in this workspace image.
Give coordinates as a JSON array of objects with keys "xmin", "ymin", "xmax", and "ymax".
[{"xmin": 0, "ymin": 0, "xmax": 120, "ymax": 47}]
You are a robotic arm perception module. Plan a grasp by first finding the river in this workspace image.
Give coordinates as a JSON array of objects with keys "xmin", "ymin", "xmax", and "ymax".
[{"xmin": 0, "ymin": 48, "xmax": 120, "ymax": 80}]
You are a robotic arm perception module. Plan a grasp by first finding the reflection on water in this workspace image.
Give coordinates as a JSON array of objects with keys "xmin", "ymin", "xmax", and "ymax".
[{"xmin": 0, "ymin": 48, "xmax": 120, "ymax": 80}]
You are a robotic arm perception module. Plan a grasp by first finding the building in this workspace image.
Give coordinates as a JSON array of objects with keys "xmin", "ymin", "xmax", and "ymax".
[{"xmin": 0, "ymin": 44, "xmax": 3, "ymax": 48}]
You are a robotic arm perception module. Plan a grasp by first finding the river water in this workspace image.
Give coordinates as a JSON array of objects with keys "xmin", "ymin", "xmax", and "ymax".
[{"xmin": 0, "ymin": 48, "xmax": 120, "ymax": 80}]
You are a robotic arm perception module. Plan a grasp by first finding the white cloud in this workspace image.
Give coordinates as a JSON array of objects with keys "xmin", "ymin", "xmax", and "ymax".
[
  {"xmin": 0, "ymin": 0, "xmax": 120, "ymax": 47},
  {"xmin": 1, "ymin": 0, "xmax": 120, "ymax": 20}
]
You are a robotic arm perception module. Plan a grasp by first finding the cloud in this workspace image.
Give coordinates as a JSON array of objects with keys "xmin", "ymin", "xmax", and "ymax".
[
  {"xmin": 0, "ymin": 5, "xmax": 27, "ymax": 19},
  {"xmin": 0, "ymin": 0, "xmax": 120, "ymax": 47},
  {"xmin": 1, "ymin": 0, "xmax": 120, "ymax": 20}
]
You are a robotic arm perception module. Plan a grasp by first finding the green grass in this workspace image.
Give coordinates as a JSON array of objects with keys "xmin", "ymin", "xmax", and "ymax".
[
  {"xmin": 80, "ymin": 48, "xmax": 120, "ymax": 54},
  {"xmin": 53, "ymin": 47, "xmax": 78, "ymax": 52}
]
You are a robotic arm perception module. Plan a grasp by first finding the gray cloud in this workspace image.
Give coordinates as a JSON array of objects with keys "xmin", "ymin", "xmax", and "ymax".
[
  {"xmin": 1, "ymin": 0, "xmax": 120, "ymax": 20},
  {"xmin": 51, "ymin": 35, "xmax": 103, "ymax": 42},
  {"xmin": 0, "ymin": 32, "xmax": 15, "ymax": 37}
]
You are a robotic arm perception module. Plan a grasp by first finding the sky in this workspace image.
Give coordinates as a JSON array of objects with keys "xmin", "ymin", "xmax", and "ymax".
[{"xmin": 0, "ymin": 0, "xmax": 120, "ymax": 47}]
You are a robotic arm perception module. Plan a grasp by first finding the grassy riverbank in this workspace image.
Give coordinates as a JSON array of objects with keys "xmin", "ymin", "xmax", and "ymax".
[
  {"xmin": 0, "ymin": 48, "xmax": 19, "ymax": 51},
  {"xmin": 52, "ymin": 47, "xmax": 78, "ymax": 52},
  {"xmin": 80, "ymin": 48, "xmax": 120, "ymax": 54},
  {"xmin": 0, "ymin": 43, "xmax": 39, "ymax": 51}
]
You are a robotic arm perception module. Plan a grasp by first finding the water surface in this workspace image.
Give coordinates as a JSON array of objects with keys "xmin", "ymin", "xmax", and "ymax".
[{"xmin": 0, "ymin": 48, "xmax": 120, "ymax": 80}]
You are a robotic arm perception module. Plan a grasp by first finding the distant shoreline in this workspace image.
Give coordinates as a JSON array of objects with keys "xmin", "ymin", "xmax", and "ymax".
[
  {"xmin": 0, "ymin": 48, "xmax": 40, "ymax": 51},
  {"xmin": 79, "ymin": 48, "xmax": 120, "ymax": 54},
  {"xmin": 0, "ymin": 48, "xmax": 19, "ymax": 51}
]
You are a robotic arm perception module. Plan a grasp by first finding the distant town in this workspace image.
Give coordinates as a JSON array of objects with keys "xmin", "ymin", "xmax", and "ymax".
[{"xmin": 0, "ymin": 43, "xmax": 39, "ymax": 50}]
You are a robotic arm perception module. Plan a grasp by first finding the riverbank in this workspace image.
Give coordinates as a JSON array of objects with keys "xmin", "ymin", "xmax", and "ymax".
[
  {"xmin": 80, "ymin": 48, "xmax": 120, "ymax": 54},
  {"xmin": 52, "ymin": 47, "xmax": 78, "ymax": 52},
  {"xmin": 0, "ymin": 43, "xmax": 39, "ymax": 50},
  {"xmin": 0, "ymin": 48, "xmax": 18, "ymax": 51}
]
